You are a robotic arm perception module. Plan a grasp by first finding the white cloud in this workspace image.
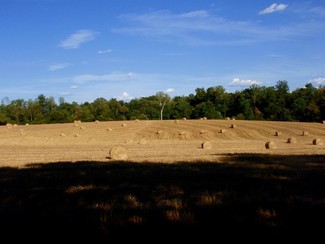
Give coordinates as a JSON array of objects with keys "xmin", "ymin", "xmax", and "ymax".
[
  {"xmin": 59, "ymin": 92, "xmax": 71, "ymax": 97},
  {"xmin": 70, "ymin": 85, "xmax": 78, "ymax": 89},
  {"xmin": 259, "ymin": 3, "xmax": 288, "ymax": 15},
  {"xmin": 48, "ymin": 63, "xmax": 71, "ymax": 71},
  {"xmin": 230, "ymin": 78, "xmax": 263, "ymax": 86},
  {"xmin": 73, "ymin": 72, "xmax": 136, "ymax": 84},
  {"xmin": 181, "ymin": 10, "xmax": 209, "ymax": 18},
  {"xmin": 114, "ymin": 8, "xmax": 324, "ymax": 46},
  {"xmin": 166, "ymin": 88, "xmax": 174, "ymax": 93},
  {"xmin": 98, "ymin": 49, "xmax": 112, "ymax": 54},
  {"xmin": 309, "ymin": 77, "xmax": 325, "ymax": 86},
  {"xmin": 118, "ymin": 91, "xmax": 134, "ymax": 101},
  {"xmin": 309, "ymin": 7, "xmax": 325, "ymax": 16},
  {"xmin": 59, "ymin": 30, "xmax": 98, "ymax": 49}
]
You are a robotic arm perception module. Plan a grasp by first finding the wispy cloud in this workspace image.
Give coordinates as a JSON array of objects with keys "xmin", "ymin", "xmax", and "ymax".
[
  {"xmin": 309, "ymin": 77, "xmax": 325, "ymax": 86},
  {"xmin": 166, "ymin": 88, "xmax": 174, "ymax": 93},
  {"xmin": 48, "ymin": 63, "xmax": 71, "ymax": 71},
  {"xmin": 114, "ymin": 9, "xmax": 324, "ymax": 45},
  {"xmin": 73, "ymin": 72, "xmax": 136, "ymax": 84},
  {"xmin": 309, "ymin": 7, "xmax": 325, "ymax": 17},
  {"xmin": 59, "ymin": 30, "xmax": 98, "ymax": 49},
  {"xmin": 97, "ymin": 49, "xmax": 112, "ymax": 54},
  {"xmin": 230, "ymin": 78, "xmax": 263, "ymax": 86},
  {"xmin": 259, "ymin": 3, "xmax": 288, "ymax": 15}
]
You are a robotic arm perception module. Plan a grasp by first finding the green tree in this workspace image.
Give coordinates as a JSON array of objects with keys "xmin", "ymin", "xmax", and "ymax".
[
  {"xmin": 169, "ymin": 96, "xmax": 193, "ymax": 119},
  {"xmin": 156, "ymin": 92, "xmax": 171, "ymax": 120}
]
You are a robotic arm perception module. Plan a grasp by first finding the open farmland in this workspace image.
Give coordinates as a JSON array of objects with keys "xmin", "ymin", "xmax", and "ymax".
[
  {"xmin": 1, "ymin": 119, "xmax": 325, "ymax": 166},
  {"xmin": 0, "ymin": 119, "xmax": 324, "ymax": 242}
]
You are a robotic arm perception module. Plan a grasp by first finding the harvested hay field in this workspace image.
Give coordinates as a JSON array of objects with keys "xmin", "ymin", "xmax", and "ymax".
[
  {"xmin": 0, "ymin": 119, "xmax": 324, "ymax": 242},
  {"xmin": 0, "ymin": 119, "xmax": 325, "ymax": 166}
]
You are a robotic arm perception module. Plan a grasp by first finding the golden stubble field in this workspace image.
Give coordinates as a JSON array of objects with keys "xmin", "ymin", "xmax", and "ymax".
[
  {"xmin": 1, "ymin": 119, "xmax": 324, "ymax": 167},
  {"xmin": 1, "ymin": 119, "xmax": 325, "ymax": 242}
]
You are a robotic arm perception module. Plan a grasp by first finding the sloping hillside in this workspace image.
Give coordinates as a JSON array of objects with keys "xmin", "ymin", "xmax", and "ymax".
[{"xmin": 0, "ymin": 119, "xmax": 324, "ymax": 166}]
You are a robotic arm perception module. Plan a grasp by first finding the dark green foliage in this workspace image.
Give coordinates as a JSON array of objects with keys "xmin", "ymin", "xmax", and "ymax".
[{"xmin": 1, "ymin": 82, "xmax": 324, "ymax": 124}]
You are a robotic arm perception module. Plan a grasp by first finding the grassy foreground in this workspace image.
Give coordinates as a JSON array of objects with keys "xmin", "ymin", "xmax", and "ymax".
[{"xmin": 0, "ymin": 154, "xmax": 324, "ymax": 242}]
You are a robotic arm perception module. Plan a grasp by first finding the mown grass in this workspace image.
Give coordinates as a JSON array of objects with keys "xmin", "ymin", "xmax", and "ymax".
[{"xmin": 0, "ymin": 154, "xmax": 324, "ymax": 242}]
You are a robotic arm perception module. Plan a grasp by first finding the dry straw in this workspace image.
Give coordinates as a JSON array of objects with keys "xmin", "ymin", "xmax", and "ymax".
[
  {"xmin": 287, "ymin": 137, "xmax": 297, "ymax": 144},
  {"xmin": 302, "ymin": 131, "xmax": 309, "ymax": 136},
  {"xmin": 265, "ymin": 141, "xmax": 276, "ymax": 149},
  {"xmin": 138, "ymin": 139, "xmax": 147, "ymax": 145},
  {"xmin": 312, "ymin": 138, "xmax": 323, "ymax": 145},
  {"xmin": 201, "ymin": 141, "xmax": 212, "ymax": 149},
  {"xmin": 109, "ymin": 146, "xmax": 128, "ymax": 160}
]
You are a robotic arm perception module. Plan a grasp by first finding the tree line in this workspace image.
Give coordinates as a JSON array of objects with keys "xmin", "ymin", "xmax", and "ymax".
[{"xmin": 1, "ymin": 81, "xmax": 324, "ymax": 125}]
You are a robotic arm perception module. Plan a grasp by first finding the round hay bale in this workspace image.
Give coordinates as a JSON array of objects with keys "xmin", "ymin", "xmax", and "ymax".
[
  {"xmin": 156, "ymin": 130, "xmax": 163, "ymax": 135},
  {"xmin": 199, "ymin": 130, "xmax": 207, "ymax": 134},
  {"xmin": 107, "ymin": 128, "xmax": 113, "ymax": 131},
  {"xmin": 20, "ymin": 129, "xmax": 26, "ymax": 136},
  {"xmin": 109, "ymin": 146, "xmax": 128, "ymax": 160},
  {"xmin": 302, "ymin": 131, "xmax": 309, "ymax": 136},
  {"xmin": 265, "ymin": 141, "xmax": 276, "ymax": 149},
  {"xmin": 95, "ymin": 120, "xmax": 100, "ymax": 124},
  {"xmin": 312, "ymin": 138, "xmax": 323, "ymax": 145},
  {"xmin": 219, "ymin": 129, "xmax": 226, "ymax": 133},
  {"xmin": 275, "ymin": 131, "xmax": 282, "ymax": 136},
  {"xmin": 138, "ymin": 139, "xmax": 147, "ymax": 145},
  {"xmin": 121, "ymin": 123, "xmax": 127, "ymax": 127},
  {"xmin": 60, "ymin": 133, "xmax": 66, "ymax": 137},
  {"xmin": 182, "ymin": 117, "xmax": 187, "ymax": 120},
  {"xmin": 230, "ymin": 124, "xmax": 236, "ymax": 128},
  {"xmin": 287, "ymin": 137, "xmax": 297, "ymax": 144},
  {"xmin": 201, "ymin": 141, "xmax": 212, "ymax": 149}
]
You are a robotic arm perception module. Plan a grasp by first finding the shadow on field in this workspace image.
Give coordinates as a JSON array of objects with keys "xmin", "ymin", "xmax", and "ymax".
[{"xmin": 0, "ymin": 154, "xmax": 324, "ymax": 242}]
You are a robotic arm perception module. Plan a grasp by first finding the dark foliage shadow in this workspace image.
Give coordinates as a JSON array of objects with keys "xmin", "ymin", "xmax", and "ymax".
[{"xmin": 0, "ymin": 154, "xmax": 324, "ymax": 242}]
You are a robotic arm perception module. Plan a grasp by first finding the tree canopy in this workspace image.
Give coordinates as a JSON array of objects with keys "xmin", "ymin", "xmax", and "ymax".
[{"xmin": 1, "ymin": 82, "xmax": 324, "ymax": 125}]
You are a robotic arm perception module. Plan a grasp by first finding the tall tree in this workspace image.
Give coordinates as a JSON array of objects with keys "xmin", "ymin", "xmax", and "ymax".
[{"xmin": 156, "ymin": 92, "xmax": 170, "ymax": 120}]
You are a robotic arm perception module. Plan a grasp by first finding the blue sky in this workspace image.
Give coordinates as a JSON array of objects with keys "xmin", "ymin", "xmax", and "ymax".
[{"xmin": 1, "ymin": 0, "xmax": 325, "ymax": 103}]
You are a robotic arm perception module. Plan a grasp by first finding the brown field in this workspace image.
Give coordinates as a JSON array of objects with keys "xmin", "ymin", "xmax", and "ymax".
[
  {"xmin": 1, "ymin": 119, "xmax": 325, "ymax": 166},
  {"xmin": 0, "ymin": 119, "xmax": 324, "ymax": 242}
]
